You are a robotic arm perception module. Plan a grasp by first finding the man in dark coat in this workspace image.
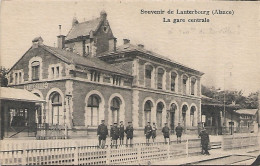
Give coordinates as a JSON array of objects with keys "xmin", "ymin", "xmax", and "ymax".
[
  {"xmin": 144, "ymin": 122, "xmax": 152, "ymax": 143},
  {"xmin": 162, "ymin": 123, "xmax": 170, "ymax": 143},
  {"xmin": 97, "ymin": 120, "xmax": 108, "ymax": 149},
  {"xmin": 199, "ymin": 128, "xmax": 210, "ymax": 155},
  {"xmin": 110, "ymin": 122, "xmax": 119, "ymax": 148},
  {"xmin": 125, "ymin": 122, "xmax": 134, "ymax": 147},
  {"xmin": 175, "ymin": 123, "xmax": 183, "ymax": 143},
  {"xmin": 119, "ymin": 121, "xmax": 125, "ymax": 145}
]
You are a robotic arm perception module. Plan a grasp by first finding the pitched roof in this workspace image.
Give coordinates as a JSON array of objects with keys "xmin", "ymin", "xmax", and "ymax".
[
  {"xmin": 0, "ymin": 87, "xmax": 45, "ymax": 102},
  {"xmin": 235, "ymin": 109, "xmax": 258, "ymax": 115},
  {"xmin": 41, "ymin": 45, "xmax": 131, "ymax": 76},
  {"xmin": 98, "ymin": 43, "xmax": 204, "ymax": 76},
  {"xmin": 66, "ymin": 18, "xmax": 102, "ymax": 40}
]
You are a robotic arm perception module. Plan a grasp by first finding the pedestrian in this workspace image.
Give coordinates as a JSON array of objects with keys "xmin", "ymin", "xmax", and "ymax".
[
  {"xmin": 109, "ymin": 124, "xmax": 113, "ymax": 146},
  {"xmin": 110, "ymin": 122, "xmax": 119, "ymax": 148},
  {"xmin": 119, "ymin": 121, "xmax": 125, "ymax": 145},
  {"xmin": 175, "ymin": 123, "xmax": 183, "ymax": 143},
  {"xmin": 198, "ymin": 128, "xmax": 210, "ymax": 155},
  {"xmin": 152, "ymin": 122, "xmax": 157, "ymax": 143},
  {"xmin": 162, "ymin": 123, "xmax": 170, "ymax": 144},
  {"xmin": 144, "ymin": 122, "xmax": 152, "ymax": 144},
  {"xmin": 125, "ymin": 121, "xmax": 134, "ymax": 147},
  {"xmin": 97, "ymin": 120, "xmax": 108, "ymax": 149}
]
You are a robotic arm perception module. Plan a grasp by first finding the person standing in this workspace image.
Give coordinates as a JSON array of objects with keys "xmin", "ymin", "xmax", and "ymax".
[
  {"xmin": 152, "ymin": 122, "xmax": 157, "ymax": 143},
  {"xmin": 175, "ymin": 123, "xmax": 183, "ymax": 144},
  {"xmin": 125, "ymin": 122, "xmax": 134, "ymax": 147},
  {"xmin": 110, "ymin": 122, "xmax": 119, "ymax": 148},
  {"xmin": 144, "ymin": 122, "xmax": 152, "ymax": 144},
  {"xmin": 97, "ymin": 120, "xmax": 108, "ymax": 149},
  {"xmin": 119, "ymin": 121, "xmax": 125, "ymax": 145},
  {"xmin": 199, "ymin": 128, "xmax": 210, "ymax": 155},
  {"xmin": 162, "ymin": 123, "xmax": 170, "ymax": 144}
]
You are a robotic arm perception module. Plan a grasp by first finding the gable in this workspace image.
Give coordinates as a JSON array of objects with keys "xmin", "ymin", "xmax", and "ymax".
[{"xmin": 8, "ymin": 46, "xmax": 68, "ymax": 82}]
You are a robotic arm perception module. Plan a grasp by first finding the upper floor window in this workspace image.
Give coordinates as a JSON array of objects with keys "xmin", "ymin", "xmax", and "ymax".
[
  {"xmin": 90, "ymin": 70, "xmax": 100, "ymax": 82},
  {"xmin": 191, "ymin": 77, "xmax": 197, "ymax": 95},
  {"xmin": 113, "ymin": 75, "xmax": 121, "ymax": 86},
  {"xmin": 31, "ymin": 61, "xmax": 40, "ymax": 81},
  {"xmin": 12, "ymin": 70, "xmax": 23, "ymax": 85},
  {"xmin": 182, "ymin": 75, "xmax": 188, "ymax": 95},
  {"xmin": 171, "ymin": 72, "xmax": 177, "ymax": 92},
  {"xmin": 157, "ymin": 68, "xmax": 164, "ymax": 89},
  {"xmin": 49, "ymin": 64, "xmax": 62, "ymax": 79},
  {"xmin": 145, "ymin": 64, "xmax": 153, "ymax": 88}
]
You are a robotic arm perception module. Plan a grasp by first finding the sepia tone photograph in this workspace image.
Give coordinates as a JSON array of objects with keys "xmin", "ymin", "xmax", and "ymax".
[{"xmin": 0, "ymin": 0, "xmax": 259, "ymax": 165}]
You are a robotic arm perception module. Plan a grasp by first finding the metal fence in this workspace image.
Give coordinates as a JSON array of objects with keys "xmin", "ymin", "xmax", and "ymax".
[
  {"xmin": 0, "ymin": 139, "xmax": 202, "ymax": 165},
  {"xmin": 222, "ymin": 134, "xmax": 259, "ymax": 151}
]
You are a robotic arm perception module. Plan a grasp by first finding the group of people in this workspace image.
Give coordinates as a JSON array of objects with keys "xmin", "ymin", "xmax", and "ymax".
[
  {"xmin": 97, "ymin": 120, "xmax": 134, "ymax": 148},
  {"xmin": 97, "ymin": 120, "xmax": 210, "ymax": 155},
  {"xmin": 144, "ymin": 122, "xmax": 184, "ymax": 144}
]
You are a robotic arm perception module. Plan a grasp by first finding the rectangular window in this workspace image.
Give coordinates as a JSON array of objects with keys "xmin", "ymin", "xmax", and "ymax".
[
  {"xmin": 145, "ymin": 69, "xmax": 152, "ymax": 79},
  {"xmin": 19, "ymin": 72, "xmax": 22, "ymax": 83},
  {"xmin": 113, "ymin": 76, "xmax": 121, "ymax": 86},
  {"xmin": 157, "ymin": 73, "xmax": 163, "ymax": 89},
  {"xmin": 90, "ymin": 70, "xmax": 100, "ymax": 82},
  {"xmin": 32, "ymin": 66, "xmax": 39, "ymax": 81},
  {"xmin": 183, "ymin": 79, "xmax": 187, "ymax": 94},
  {"xmin": 56, "ymin": 66, "xmax": 59, "ymax": 78},
  {"xmin": 51, "ymin": 67, "xmax": 55, "ymax": 78},
  {"xmin": 15, "ymin": 73, "xmax": 18, "ymax": 84}
]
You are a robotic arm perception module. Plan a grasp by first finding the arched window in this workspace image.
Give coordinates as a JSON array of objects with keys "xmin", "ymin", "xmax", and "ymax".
[
  {"xmin": 156, "ymin": 102, "xmax": 164, "ymax": 128},
  {"xmin": 87, "ymin": 95, "xmax": 100, "ymax": 126},
  {"xmin": 145, "ymin": 65, "xmax": 153, "ymax": 88},
  {"xmin": 144, "ymin": 100, "xmax": 152, "ymax": 125},
  {"xmin": 157, "ymin": 68, "xmax": 164, "ymax": 89},
  {"xmin": 182, "ymin": 105, "xmax": 188, "ymax": 128},
  {"xmin": 31, "ymin": 61, "xmax": 40, "ymax": 81},
  {"xmin": 191, "ymin": 77, "xmax": 196, "ymax": 96},
  {"xmin": 182, "ymin": 75, "xmax": 188, "ymax": 95},
  {"xmin": 171, "ymin": 72, "xmax": 177, "ymax": 92},
  {"xmin": 51, "ymin": 92, "xmax": 63, "ymax": 125},
  {"xmin": 111, "ymin": 97, "xmax": 121, "ymax": 124},
  {"xmin": 190, "ymin": 106, "xmax": 196, "ymax": 126}
]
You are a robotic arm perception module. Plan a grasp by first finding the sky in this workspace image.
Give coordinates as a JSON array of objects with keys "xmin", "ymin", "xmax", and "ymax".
[{"xmin": 0, "ymin": 0, "xmax": 259, "ymax": 95}]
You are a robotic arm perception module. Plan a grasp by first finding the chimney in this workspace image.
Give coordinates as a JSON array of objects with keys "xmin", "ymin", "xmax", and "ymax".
[
  {"xmin": 57, "ymin": 35, "xmax": 65, "ymax": 49},
  {"xmin": 100, "ymin": 10, "xmax": 107, "ymax": 20},
  {"xmin": 57, "ymin": 25, "xmax": 65, "ymax": 49},
  {"xmin": 138, "ymin": 44, "xmax": 144, "ymax": 49},
  {"xmin": 123, "ymin": 39, "xmax": 130, "ymax": 44},
  {"xmin": 72, "ymin": 16, "xmax": 79, "ymax": 27},
  {"xmin": 32, "ymin": 36, "xmax": 43, "ymax": 48}
]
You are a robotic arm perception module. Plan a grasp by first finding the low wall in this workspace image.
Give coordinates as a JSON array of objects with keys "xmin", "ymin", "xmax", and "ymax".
[{"xmin": 222, "ymin": 134, "xmax": 259, "ymax": 151}]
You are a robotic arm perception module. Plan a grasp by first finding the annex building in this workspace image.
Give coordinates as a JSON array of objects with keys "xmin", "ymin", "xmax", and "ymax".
[{"xmin": 5, "ymin": 11, "xmax": 204, "ymax": 138}]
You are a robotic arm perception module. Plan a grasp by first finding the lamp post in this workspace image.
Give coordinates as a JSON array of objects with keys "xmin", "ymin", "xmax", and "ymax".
[{"xmin": 65, "ymin": 94, "xmax": 72, "ymax": 139}]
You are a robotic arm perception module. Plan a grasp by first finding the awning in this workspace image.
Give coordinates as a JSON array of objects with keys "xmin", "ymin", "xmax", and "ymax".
[
  {"xmin": 0, "ymin": 87, "xmax": 45, "ymax": 103},
  {"xmin": 235, "ymin": 109, "xmax": 258, "ymax": 115}
]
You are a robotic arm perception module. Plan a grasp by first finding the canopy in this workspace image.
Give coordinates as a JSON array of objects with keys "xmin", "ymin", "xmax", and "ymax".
[{"xmin": 0, "ymin": 87, "xmax": 45, "ymax": 103}]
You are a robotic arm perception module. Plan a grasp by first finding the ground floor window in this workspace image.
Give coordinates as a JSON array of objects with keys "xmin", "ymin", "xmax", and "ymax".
[
  {"xmin": 144, "ymin": 100, "xmax": 152, "ymax": 125},
  {"xmin": 86, "ymin": 94, "xmax": 100, "ymax": 126},
  {"xmin": 111, "ymin": 97, "xmax": 121, "ymax": 124},
  {"xmin": 51, "ymin": 92, "xmax": 63, "ymax": 125}
]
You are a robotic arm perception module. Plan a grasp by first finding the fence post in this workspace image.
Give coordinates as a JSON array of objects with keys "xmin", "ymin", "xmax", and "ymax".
[
  {"xmin": 106, "ymin": 145, "xmax": 111, "ymax": 165},
  {"xmin": 74, "ymin": 141, "xmax": 79, "ymax": 165},
  {"xmin": 137, "ymin": 143, "xmax": 141, "ymax": 164},
  {"xmin": 186, "ymin": 139, "xmax": 189, "ymax": 157},
  {"xmin": 167, "ymin": 141, "xmax": 170, "ymax": 159},
  {"xmin": 21, "ymin": 143, "xmax": 27, "ymax": 165}
]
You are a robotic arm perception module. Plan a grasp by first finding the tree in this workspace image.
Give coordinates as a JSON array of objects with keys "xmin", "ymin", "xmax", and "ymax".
[
  {"xmin": 245, "ymin": 92, "xmax": 259, "ymax": 109},
  {"xmin": 0, "ymin": 66, "xmax": 8, "ymax": 87}
]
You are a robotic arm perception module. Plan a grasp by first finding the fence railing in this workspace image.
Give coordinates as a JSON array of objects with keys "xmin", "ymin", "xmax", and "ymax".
[
  {"xmin": 222, "ymin": 134, "xmax": 259, "ymax": 151},
  {"xmin": 0, "ymin": 139, "xmax": 202, "ymax": 165}
]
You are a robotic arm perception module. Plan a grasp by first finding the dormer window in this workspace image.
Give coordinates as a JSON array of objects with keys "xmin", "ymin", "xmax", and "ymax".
[
  {"xmin": 31, "ymin": 61, "xmax": 40, "ymax": 81},
  {"xmin": 90, "ymin": 70, "xmax": 100, "ymax": 82},
  {"xmin": 113, "ymin": 75, "xmax": 121, "ymax": 86}
]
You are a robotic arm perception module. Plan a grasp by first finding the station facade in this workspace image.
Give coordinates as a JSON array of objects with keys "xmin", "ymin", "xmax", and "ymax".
[{"xmin": 7, "ymin": 11, "xmax": 204, "ymax": 137}]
